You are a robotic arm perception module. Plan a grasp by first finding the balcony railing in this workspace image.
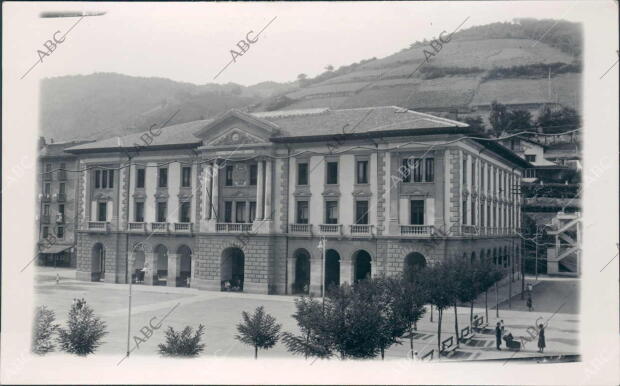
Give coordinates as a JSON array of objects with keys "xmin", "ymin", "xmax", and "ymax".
[
  {"xmin": 87, "ymin": 221, "xmax": 109, "ymax": 232},
  {"xmin": 289, "ymin": 223, "xmax": 312, "ymax": 234},
  {"xmin": 319, "ymin": 224, "xmax": 342, "ymax": 235},
  {"xmin": 400, "ymin": 225, "xmax": 434, "ymax": 236},
  {"xmin": 57, "ymin": 193, "xmax": 66, "ymax": 202},
  {"xmin": 174, "ymin": 223, "xmax": 193, "ymax": 233},
  {"xmin": 350, "ymin": 224, "xmax": 373, "ymax": 236},
  {"xmin": 151, "ymin": 222, "xmax": 169, "ymax": 233},
  {"xmin": 58, "ymin": 171, "xmax": 67, "ymax": 180},
  {"xmin": 216, "ymin": 223, "xmax": 253, "ymax": 233},
  {"xmin": 128, "ymin": 222, "xmax": 147, "ymax": 232}
]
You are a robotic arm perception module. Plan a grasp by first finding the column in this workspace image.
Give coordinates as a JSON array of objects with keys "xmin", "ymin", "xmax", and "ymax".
[
  {"xmin": 256, "ymin": 160, "xmax": 264, "ymax": 220},
  {"xmin": 167, "ymin": 253, "xmax": 179, "ymax": 287},
  {"xmin": 388, "ymin": 152, "xmax": 400, "ymax": 234},
  {"xmin": 204, "ymin": 163, "xmax": 212, "ymax": 220},
  {"xmin": 211, "ymin": 161, "xmax": 219, "ymax": 220},
  {"xmin": 264, "ymin": 159, "xmax": 272, "ymax": 220}
]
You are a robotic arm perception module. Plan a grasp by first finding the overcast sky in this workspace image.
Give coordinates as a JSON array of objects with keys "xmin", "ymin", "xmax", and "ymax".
[{"xmin": 5, "ymin": 1, "xmax": 593, "ymax": 86}]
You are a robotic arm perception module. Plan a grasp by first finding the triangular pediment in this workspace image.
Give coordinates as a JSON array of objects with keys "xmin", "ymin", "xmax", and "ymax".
[
  {"xmin": 193, "ymin": 109, "xmax": 280, "ymax": 146},
  {"xmin": 210, "ymin": 127, "xmax": 266, "ymax": 146}
]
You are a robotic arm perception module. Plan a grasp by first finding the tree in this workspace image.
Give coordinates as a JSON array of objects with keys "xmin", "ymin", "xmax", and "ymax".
[
  {"xmin": 281, "ymin": 296, "xmax": 333, "ymax": 359},
  {"xmin": 536, "ymin": 105, "xmax": 580, "ymax": 133},
  {"xmin": 386, "ymin": 275, "xmax": 428, "ymax": 359},
  {"xmin": 57, "ymin": 299, "xmax": 107, "ymax": 356},
  {"xmin": 158, "ymin": 325, "xmax": 205, "ymax": 357},
  {"xmin": 32, "ymin": 306, "xmax": 59, "ymax": 355},
  {"xmin": 235, "ymin": 306, "xmax": 281, "ymax": 359},
  {"xmin": 426, "ymin": 263, "xmax": 454, "ymax": 353},
  {"xmin": 489, "ymin": 101, "xmax": 511, "ymax": 134},
  {"xmin": 507, "ymin": 110, "xmax": 533, "ymax": 133}
]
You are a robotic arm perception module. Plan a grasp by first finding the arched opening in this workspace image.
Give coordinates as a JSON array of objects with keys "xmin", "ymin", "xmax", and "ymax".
[
  {"xmin": 404, "ymin": 252, "xmax": 427, "ymax": 281},
  {"xmin": 325, "ymin": 249, "xmax": 340, "ymax": 290},
  {"xmin": 293, "ymin": 249, "xmax": 311, "ymax": 294},
  {"xmin": 91, "ymin": 243, "xmax": 105, "ymax": 282},
  {"xmin": 154, "ymin": 244, "xmax": 168, "ymax": 286},
  {"xmin": 178, "ymin": 245, "xmax": 192, "ymax": 287},
  {"xmin": 221, "ymin": 247, "xmax": 245, "ymax": 291},
  {"xmin": 132, "ymin": 248, "xmax": 146, "ymax": 284},
  {"xmin": 353, "ymin": 250, "xmax": 372, "ymax": 283},
  {"xmin": 471, "ymin": 251, "xmax": 476, "ymax": 264}
]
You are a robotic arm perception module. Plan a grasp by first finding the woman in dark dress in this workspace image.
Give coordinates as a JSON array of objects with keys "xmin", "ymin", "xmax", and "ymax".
[{"xmin": 537, "ymin": 324, "xmax": 546, "ymax": 353}]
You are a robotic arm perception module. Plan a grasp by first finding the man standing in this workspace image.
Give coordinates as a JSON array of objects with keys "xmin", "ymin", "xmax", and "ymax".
[{"xmin": 495, "ymin": 322, "xmax": 502, "ymax": 350}]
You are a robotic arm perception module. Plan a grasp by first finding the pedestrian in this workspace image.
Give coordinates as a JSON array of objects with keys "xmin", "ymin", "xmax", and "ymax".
[
  {"xmin": 527, "ymin": 296, "xmax": 533, "ymax": 311},
  {"xmin": 537, "ymin": 324, "xmax": 546, "ymax": 353},
  {"xmin": 495, "ymin": 322, "xmax": 502, "ymax": 350}
]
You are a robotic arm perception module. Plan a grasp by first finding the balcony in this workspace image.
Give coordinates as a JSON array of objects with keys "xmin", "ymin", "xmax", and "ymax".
[
  {"xmin": 58, "ymin": 171, "xmax": 67, "ymax": 180},
  {"xmin": 128, "ymin": 222, "xmax": 147, "ymax": 233},
  {"xmin": 400, "ymin": 225, "xmax": 434, "ymax": 237},
  {"xmin": 318, "ymin": 224, "xmax": 342, "ymax": 236},
  {"xmin": 289, "ymin": 223, "xmax": 312, "ymax": 234},
  {"xmin": 87, "ymin": 221, "xmax": 109, "ymax": 232},
  {"xmin": 216, "ymin": 223, "xmax": 253, "ymax": 233},
  {"xmin": 151, "ymin": 222, "xmax": 169, "ymax": 233},
  {"xmin": 173, "ymin": 222, "xmax": 193, "ymax": 234},
  {"xmin": 42, "ymin": 194, "xmax": 51, "ymax": 202},
  {"xmin": 57, "ymin": 193, "xmax": 66, "ymax": 202},
  {"xmin": 350, "ymin": 224, "xmax": 374, "ymax": 237}
]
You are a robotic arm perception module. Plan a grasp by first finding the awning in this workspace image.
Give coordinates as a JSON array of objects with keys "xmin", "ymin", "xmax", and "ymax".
[{"xmin": 39, "ymin": 245, "xmax": 72, "ymax": 254}]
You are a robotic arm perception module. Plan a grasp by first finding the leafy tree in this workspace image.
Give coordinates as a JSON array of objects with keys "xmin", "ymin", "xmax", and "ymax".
[
  {"xmin": 426, "ymin": 263, "xmax": 454, "ymax": 353},
  {"xmin": 57, "ymin": 299, "xmax": 107, "ymax": 356},
  {"xmin": 386, "ymin": 275, "xmax": 427, "ymax": 359},
  {"xmin": 507, "ymin": 110, "xmax": 533, "ymax": 133},
  {"xmin": 281, "ymin": 296, "xmax": 332, "ymax": 359},
  {"xmin": 463, "ymin": 115, "xmax": 485, "ymax": 132},
  {"xmin": 158, "ymin": 324, "xmax": 205, "ymax": 357},
  {"xmin": 489, "ymin": 101, "xmax": 511, "ymax": 134},
  {"xmin": 536, "ymin": 105, "xmax": 580, "ymax": 133},
  {"xmin": 235, "ymin": 306, "xmax": 281, "ymax": 359},
  {"xmin": 32, "ymin": 306, "xmax": 59, "ymax": 355}
]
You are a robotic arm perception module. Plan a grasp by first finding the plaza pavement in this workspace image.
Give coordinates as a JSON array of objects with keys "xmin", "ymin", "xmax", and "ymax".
[{"xmin": 34, "ymin": 267, "xmax": 579, "ymax": 363}]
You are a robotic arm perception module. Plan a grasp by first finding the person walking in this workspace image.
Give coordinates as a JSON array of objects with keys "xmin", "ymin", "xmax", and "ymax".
[
  {"xmin": 495, "ymin": 322, "xmax": 502, "ymax": 350},
  {"xmin": 537, "ymin": 324, "xmax": 546, "ymax": 353},
  {"xmin": 527, "ymin": 296, "xmax": 533, "ymax": 311}
]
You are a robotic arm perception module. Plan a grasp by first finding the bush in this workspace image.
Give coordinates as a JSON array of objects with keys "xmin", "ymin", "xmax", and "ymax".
[
  {"xmin": 158, "ymin": 324, "xmax": 205, "ymax": 357},
  {"xmin": 57, "ymin": 299, "xmax": 107, "ymax": 356},
  {"xmin": 235, "ymin": 306, "xmax": 281, "ymax": 359},
  {"xmin": 32, "ymin": 306, "xmax": 59, "ymax": 355}
]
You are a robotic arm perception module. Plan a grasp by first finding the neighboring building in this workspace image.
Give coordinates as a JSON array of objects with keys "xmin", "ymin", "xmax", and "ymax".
[
  {"xmin": 65, "ymin": 106, "xmax": 530, "ymax": 294},
  {"xmin": 37, "ymin": 139, "xmax": 93, "ymax": 267}
]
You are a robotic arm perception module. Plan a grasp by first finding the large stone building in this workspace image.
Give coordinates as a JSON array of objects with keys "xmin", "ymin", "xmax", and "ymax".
[{"xmin": 65, "ymin": 106, "xmax": 530, "ymax": 294}]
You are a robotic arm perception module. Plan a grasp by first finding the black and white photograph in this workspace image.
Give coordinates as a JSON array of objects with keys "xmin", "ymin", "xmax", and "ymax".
[{"xmin": 2, "ymin": 1, "xmax": 618, "ymax": 384}]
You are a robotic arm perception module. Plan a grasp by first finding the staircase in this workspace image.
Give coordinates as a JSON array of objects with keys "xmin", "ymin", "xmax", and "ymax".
[{"xmin": 546, "ymin": 212, "xmax": 581, "ymax": 277}]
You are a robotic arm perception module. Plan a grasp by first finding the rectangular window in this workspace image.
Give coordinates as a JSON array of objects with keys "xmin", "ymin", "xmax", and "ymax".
[
  {"xmin": 493, "ymin": 207, "xmax": 497, "ymax": 227},
  {"xmin": 481, "ymin": 164, "xmax": 485, "ymax": 190},
  {"xmin": 158, "ymin": 168, "xmax": 168, "ymax": 188},
  {"xmin": 102, "ymin": 170, "xmax": 108, "ymax": 189},
  {"xmin": 108, "ymin": 170, "xmax": 114, "ymax": 188},
  {"xmin": 249, "ymin": 164, "xmax": 258, "ymax": 186},
  {"xmin": 402, "ymin": 159, "xmax": 411, "ymax": 183},
  {"xmin": 462, "ymin": 158, "xmax": 467, "ymax": 186},
  {"xmin": 180, "ymin": 202, "xmax": 191, "ymax": 223},
  {"xmin": 98, "ymin": 202, "xmax": 107, "ymax": 222},
  {"xmin": 43, "ymin": 204, "xmax": 50, "ymax": 216},
  {"xmin": 424, "ymin": 158, "xmax": 434, "ymax": 182},
  {"xmin": 224, "ymin": 201, "xmax": 233, "ymax": 223},
  {"xmin": 410, "ymin": 200, "xmax": 425, "ymax": 225},
  {"xmin": 45, "ymin": 163, "xmax": 52, "ymax": 173},
  {"xmin": 235, "ymin": 202, "xmax": 246, "ymax": 223},
  {"xmin": 480, "ymin": 203, "xmax": 485, "ymax": 227},
  {"xmin": 471, "ymin": 159, "xmax": 476, "ymax": 187},
  {"xmin": 355, "ymin": 200, "xmax": 369, "ymax": 225},
  {"xmin": 487, "ymin": 204, "xmax": 491, "ymax": 227},
  {"xmin": 95, "ymin": 170, "xmax": 101, "ymax": 188},
  {"xmin": 462, "ymin": 200, "xmax": 467, "ymax": 225},
  {"xmin": 249, "ymin": 201, "xmax": 256, "ymax": 222},
  {"xmin": 525, "ymin": 154, "xmax": 536, "ymax": 162},
  {"xmin": 471, "ymin": 201, "xmax": 476, "ymax": 226},
  {"xmin": 225, "ymin": 165, "xmax": 234, "ymax": 186},
  {"xmin": 326, "ymin": 162, "xmax": 338, "ymax": 184},
  {"xmin": 356, "ymin": 160, "xmax": 368, "ymax": 184},
  {"xmin": 135, "ymin": 202, "xmax": 145, "ymax": 222},
  {"xmin": 136, "ymin": 168, "xmax": 146, "ymax": 188},
  {"xmin": 325, "ymin": 201, "xmax": 338, "ymax": 224},
  {"xmin": 297, "ymin": 163, "xmax": 308, "ymax": 185},
  {"xmin": 156, "ymin": 202, "xmax": 167, "ymax": 222},
  {"xmin": 57, "ymin": 226, "xmax": 64, "ymax": 239},
  {"xmin": 43, "ymin": 226, "xmax": 49, "ymax": 238},
  {"xmin": 181, "ymin": 166, "xmax": 191, "ymax": 187},
  {"xmin": 412, "ymin": 158, "xmax": 422, "ymax": 182},
  {"xmin": 44, "ymin": 183, "xmax": 51, "ymax": 195},
  {"xmin": 59, "ymin": 182, "xmax": 66, "ymax": 195},
  {"xmin": 58, "ymin": 204, "xmax": 65, "ymax": 220},
  {"xmin": 296, "ymin": 201, "xmax": 309, "ymax": 224}
]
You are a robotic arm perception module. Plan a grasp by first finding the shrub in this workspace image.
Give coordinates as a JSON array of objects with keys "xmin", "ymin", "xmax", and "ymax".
[
  {"xmin": 32, "ymin": 306, "xmax": 59, "ymax": 355},
  {"xmin": 158, "ymin": 324, "xmax": 205, "ymax": 357},
  {"xmin": 57, "ymin": 299, "xmax": 107, "ymax": 356},
  {"xmin": 235, "ymin": 306, "xmax": 281, "ymax": 359}
]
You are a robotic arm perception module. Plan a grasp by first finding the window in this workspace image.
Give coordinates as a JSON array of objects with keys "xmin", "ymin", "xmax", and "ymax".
[
  {"xmin": 471, "ymin": 159, "xmax": 476, "ymax": 187},
  {"xmin": 493, "ymin": 206, "xmax": 497, "ymax": 227},
  {"xmin": 480, "ymin": 202, "xmax": 485, "ymax": 227},
  {"xmin": 424, "ymin": 158, "xmax": 434, "ymax": 182},
  {"xmin": 44, "ymin": 183, "xmax": 51, "ymax": 195},
  {"xmin": 95, "ymin": 170, "xmax": 101, "ymax": 188},
  {"xmin": 59, "ymin": 182, "xmax": 66, "ymax": 195},
  {"xmin": 410, "ymin": 200, "xmax": 425, "ymax": 225},
  {"xmin": 487, "ymin": 204, "xmax": 491, "ymax": 226},
  {"xmin": 471, "ymin": 201, "xmax": 476, "ymax": 226},
  {"xmin": 135, "ymin": 202, "xmax": 145, "ymax": 222},
  {"xmin": 156, "ymin": 202, "xmax": 167, "ymax": 222},
  {"xmin": 43, "ymin": 204, "xmax": 50, "ymax": 216},
  {"xmin": 249, "ymin": 164, "xmax": 258, "ymax": 186},
  {"xmin": 402, "ymin": 159, "xmax": 411, "ymax": 183},
  {"xmin": 108, "ymin": 170, "xmax": 114, "ymax": 188},
  {"xmin": 412, "ymin": 158, "xmax": 422, "ymax": 182},
  {"xmin": 462, "ymin": 158, "xmax": 467, "ymax": 185},
  {"xmin": 481, "ymin": 164, "xmax": 485, "ymax": 189},
  {"xmin": 296, "ymin": 201, "xmax": 309, "ymax": 224},
  {"xmin": 325, "ymin": 201, "xmax": 338, "ymax": 224},
  {"xmin": 136, "ymin": 168, "xmax": 145, "ymax": 188},
  {"xmin": 43, "ymin": 226, "xmax": 49, "ymax": 238},
  {"xmin": 487, "ymin": 168, "xmax": 491, "ymax": 193},
  {"xmin": 462, "ymin": 199, "xmax": 467, "ymax": 225},
  {"xmin": 98, "ymin": 202, "xmax": 107, "ymax": 222},
  {"xmin": 249, "ymin": 201, "xmax": 256, "ymax": 222},
  {"xmin": 235, "ymin": 202, "xmax": 246, "ymax": 223},
  {"xmin": 525, "ymin": 169, "xmax": 536, "ymax": 178},
  {"xmin": 355, "ymin": 200, "xmax": 369, "ymax": 225},
  {"xmin": 57, "ymin": 226, "xmax": 64, "ymax": 239},
  {"xmin": 58, "ymin": 204, "xmax": 65, "ymax": 222},
  {"xmin": 158, "ymin": 168, "xmax": 168, "ymax": 188},
  {"xmin": 180, "ymin": 202, "xmax": 191, "ymax": 223},
  {"xmin": 326, "ymin": 162, "xmax": 338, "ymax": 184},
  {"xmin": 225, "ymin": 165, "xmax": 234, "ymax": 186},
  {"xmin": 181, "ymin": 166, "xmax": 191, "ymax": 187},
  {"xmin": 224, "ymin": 201, "xmax": 233, "ymax": 223},
  {"xmin": 356, "ymin": 160, "xmax": 368, "ymax": 184},
  {"xmin": 297, "ymin": 163, "xmax": 308, "ymax": 185},
  {"xmin": 525, "ymin": 154, "xmax": 536, "ymax": 163},
  {"xmin": 45, "ymin": 163, "xmax": 52, "ymax": 173},
  {"xmin": 102, "ymin": 170, "xmax": 108, "ymax": 189}
]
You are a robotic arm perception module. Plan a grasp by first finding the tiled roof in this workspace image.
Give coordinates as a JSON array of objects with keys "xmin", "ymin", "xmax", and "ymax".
[{"xmin": 40, "ymin": 140, "xmax": 94, "ymax": 157}]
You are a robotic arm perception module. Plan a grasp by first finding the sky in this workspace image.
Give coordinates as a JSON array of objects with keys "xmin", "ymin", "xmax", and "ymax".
[{"xmin": 4, "ymin": 1, "xmax": 597, "ymax": 86}]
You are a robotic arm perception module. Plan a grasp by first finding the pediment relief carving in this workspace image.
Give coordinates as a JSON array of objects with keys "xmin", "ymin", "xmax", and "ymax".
[{"xmin": 209, "ymin": 128, "xmax": 266, "ymax": 146}]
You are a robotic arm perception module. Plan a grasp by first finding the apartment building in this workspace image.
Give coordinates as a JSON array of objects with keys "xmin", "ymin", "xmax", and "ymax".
[{"xmin": 65, "ymin": 106, "xmax": 530, "ymax": 294}]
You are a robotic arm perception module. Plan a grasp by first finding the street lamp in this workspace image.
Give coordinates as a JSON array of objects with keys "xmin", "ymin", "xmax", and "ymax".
[{"xmin": 317, "ymin": 236, "xmax": 326, "ymax": 311}]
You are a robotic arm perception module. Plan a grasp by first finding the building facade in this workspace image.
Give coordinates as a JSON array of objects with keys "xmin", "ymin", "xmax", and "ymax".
[{"xmin": 66, "ymin": 107, "xmax": 529, "ymax": 294}]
